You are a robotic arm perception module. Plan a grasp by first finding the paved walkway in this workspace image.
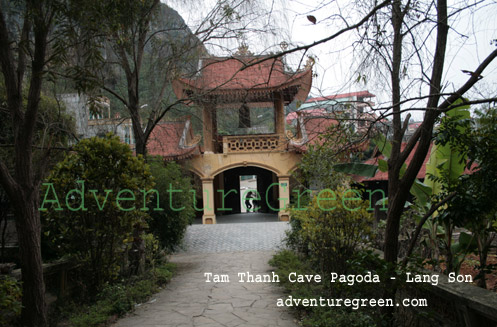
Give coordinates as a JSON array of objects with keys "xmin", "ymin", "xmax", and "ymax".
[
  {"xmin": 192, "ymin": 213, "xmax": 280, "ymax": 224},
  {"xmin": 113, "ymin": 221, "xmax": 296, "ymax": 327},
  {"xmin": 178, "ymin": 221, "xmax": 289, "ymax": 253}
]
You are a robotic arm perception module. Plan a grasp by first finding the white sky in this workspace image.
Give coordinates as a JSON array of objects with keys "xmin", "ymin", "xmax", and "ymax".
[{"xmin": 166, "ymin": 0, "xmax": 497, "ymax": 121}]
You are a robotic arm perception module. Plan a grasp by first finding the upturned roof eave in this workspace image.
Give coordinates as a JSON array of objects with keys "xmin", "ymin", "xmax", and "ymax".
[{"xmin": 172, "ymin": 68, "xmax": 312, "ymax": 104}]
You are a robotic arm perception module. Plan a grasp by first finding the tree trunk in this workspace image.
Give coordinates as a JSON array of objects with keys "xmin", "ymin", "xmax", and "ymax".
[
  {"xmin": 134, "ymin": 132, "xmax": 147, "ymax": 157},
  {"xmin": 384, "ymin": 0, "xmax": 404, "ymax": 265},
  {"xmin": 13, "ymin": 188, "xmax": 47, "ymax": 326},
  {"xmin": 444, "ymin": 223, "xmax": 454, "ymax": 273},
  {"xmin": 0, "ymin": 1, "xmax": 50, "ymax": 322},
  {"xmin": 476, "ymin": 237, "xmax": 488, "ymax": 289},
  {"xmin": 384, "ymin": 0, "xmax": 449, "ymax": 266},
  {"xmin": 477, "ymin": 250, "xmax": 487, "ymax": 289}
]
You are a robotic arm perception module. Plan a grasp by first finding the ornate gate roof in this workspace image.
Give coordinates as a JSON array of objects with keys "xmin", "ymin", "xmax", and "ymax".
[{"xmin": 173, "ymin": 55, "xmax": 312, "ymax": 105}]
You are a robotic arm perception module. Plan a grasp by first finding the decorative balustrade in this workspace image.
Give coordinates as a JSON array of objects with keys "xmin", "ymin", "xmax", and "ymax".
[{"xmin": 222, "ymin": 134, "xmax": 285, "ymax": 153}]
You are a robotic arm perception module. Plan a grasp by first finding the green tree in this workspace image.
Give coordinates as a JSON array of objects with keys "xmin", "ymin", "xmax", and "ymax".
[
  {"xmin": 244, "ymin": 2, "xmax": 497, "ymax": 272},
  {"xmin": 147, "ymin": 159, "xmax": 194, "ymax": 251},
  {"xmin": 72, "ymin": 0, "xmax": 284, "ymax": 157},
  {"xmin": 0, "ymin": 1, "xmax": 84, "ymax": 323},
  {"xmin": 437, "ymin": 107, "xmax": 497, "ymax": 288},
  {"xmin": 296, "ymin": 122, "xmax": 358, "ymax": 191},
  {"xmin": 289, "ymin": 189, "xmax": 375, "ymax": 275},
  {"xmin": 42, "ymin": 135, "xmax": 154, "ymax": 295},
  {"xmin": 261, "ymin": 2, "xmax": 497, "ymax": 320},
  {"xmin": 68, "ymin": 0, "xmax": 205, "ymax": 156}
]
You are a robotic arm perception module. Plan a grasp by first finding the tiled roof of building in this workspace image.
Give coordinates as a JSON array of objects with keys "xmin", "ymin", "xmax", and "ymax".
[
  {"xmin": 286, "ymin": 108, "xmax": 328, "ymax": 124},
  {"xmin": 303, "ymin": 116, "xmax": 339, "ymax": 145},
  {"xmin": 147, "ymin": 119, "xmax": 200, "ymax": 161},
  {"xmin": 288, "ymin": 115, "xmax": 339, "ymax": 153},
  {"xmin": 356, "ymin": 143, "xmax": 431, "ymax": 182},
  {"xmin": 173, "ymin": 56, "xmax": 312, "ymax": 104},
  {"xmin": 356, "ymin": 143, "xmax": 476, "ymax": 182},
  {"xmin": 306, "ymin": 91, "xmax": 376, "ymax": 103}
]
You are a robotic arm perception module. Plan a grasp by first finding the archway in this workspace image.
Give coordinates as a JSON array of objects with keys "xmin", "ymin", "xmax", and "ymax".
[
  {"xmin": 209, "ymin": 166, "xmax": 280, "ymax": 224},
  {"xmin": 187, "ymin": 156, "xmax": 294, "ymax": 224}
]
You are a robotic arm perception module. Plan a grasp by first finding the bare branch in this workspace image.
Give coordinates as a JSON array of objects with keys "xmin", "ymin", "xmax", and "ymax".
[{"xmin": 0, "ymin": 161, "xmax": 17, "ymax": 201}]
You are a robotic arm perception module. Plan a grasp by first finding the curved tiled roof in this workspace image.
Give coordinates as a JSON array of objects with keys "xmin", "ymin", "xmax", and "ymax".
[
  {"xmin": 173, "ymin": 56, "xmax": 312, "ymax": 104},
  {"xmin": 147, "ymin": 119, "xmax": 200, "ymax": 161},
  {"xmin": 288, "ymin": 115, "xmax": 339, "ymax": 153}
]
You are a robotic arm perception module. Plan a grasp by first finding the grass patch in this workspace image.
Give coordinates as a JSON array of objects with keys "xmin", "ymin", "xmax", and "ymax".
[{"xmin": 57, "ymin": 263, "xmax": 175, "ymax": 327}]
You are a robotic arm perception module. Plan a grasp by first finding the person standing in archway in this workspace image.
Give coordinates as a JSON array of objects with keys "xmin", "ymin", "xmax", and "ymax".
[{"xmin": 245, "ymin": 191, "xmax": 254, "ymax": 212}]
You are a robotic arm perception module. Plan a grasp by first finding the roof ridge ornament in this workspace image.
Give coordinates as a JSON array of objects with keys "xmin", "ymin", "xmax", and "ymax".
[
  {"xmin": 235, "ymin": 43, "xmax": 252, "ymax": 56},
  {"xmin": 288, "ymin": 112, "xmax": 309, "ymax": 146},
  {"xmin": 305, "ymin": 56, "xmax": 315, "ymax": 69}
]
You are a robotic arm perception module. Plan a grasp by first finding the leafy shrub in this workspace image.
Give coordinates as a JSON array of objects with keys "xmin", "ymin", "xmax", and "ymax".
[
  {"xmin": 295, "ymin": 123, "xmax": 357, "ymax": 190},
  {"xmin": 69, "ymin": 306, "xmax": 113, "ymax": 327},
  {"xmin": 99, "ymin": 284, "xmax": 132, "ymax": 315},
  {"xmin": 270, "ymin": 250, "xmax": 381, "ymax": 326},
  {"xmin": 153, "ymin": 264, "xmax": 175, "ymax": 284},
  {"xmin": 0, "ymin": 275, "xmax": 22, "ymax": 326},
  {"xmin": 42, "ymin": 134, "xmax": 155, "ymax": 295},
  {"xmin": 125, "ymin": 279, "xmax": 156, "ymax": 303},
  {"xmin": 302, "ymin": 307, "xmax": 375, "ymax": 327},
  {"xmin": 147, "ymin": 159, "xmax": 194, "ymax": 250},
  {"xmin": 289, "ymin": 189, "xmax": 375, "ymax": 275},
  {"xmin": 269, "ymin": 250, "xmax": 325, "ymax": 307},
  {"xmin": 274, "ymin": 191, "xmax": 387, "ymax": 326},
  {"xmin": 68, "ymin": 263, "xmax": 175, "ymax": 327},
  {"xmin": 285, "ymin": 208, "xmax": 309, "ymax": 255},
  {"xmin": 143, "ymin": 232, "xmax": 165, "ymax": 268},
  {"xmin": 344, "ymin": 250, "xmax": 391, "ymax": 300}
]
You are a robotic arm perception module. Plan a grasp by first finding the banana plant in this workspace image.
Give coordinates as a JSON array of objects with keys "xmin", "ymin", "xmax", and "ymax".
[
  {"xmin": 424, "ymin": 100, "xmax": 473, "ymax": 273},
  {"xmin": 334, "ymin": 133, "xmax": 431, "ymax": 203},
  {"xmin": 334, "ymin": 99, "xmax": 474, "ymax": 272}
]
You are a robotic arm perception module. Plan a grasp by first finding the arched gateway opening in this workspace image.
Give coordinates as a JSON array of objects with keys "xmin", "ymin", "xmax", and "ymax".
[
  {"xmin": 190, "ymin": 161, "xmax": 293, "ymax": 224},
  {"xmin": 212, "ymin": 166, "xmax": 280, "ymax": 223}
]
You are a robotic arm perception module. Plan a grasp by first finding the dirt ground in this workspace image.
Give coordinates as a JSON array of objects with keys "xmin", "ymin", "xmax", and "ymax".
[
  {"xmin": 458, "ymin": 254, "xmax": 497, "ymax": 291},
  {"xmin": 425, "ymin": 253, "xmax": 497, "ymax": 291}
]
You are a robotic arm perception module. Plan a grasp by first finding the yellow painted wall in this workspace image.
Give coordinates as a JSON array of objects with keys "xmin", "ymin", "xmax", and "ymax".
[{"xmin": 186, "ymin": 152, "xmax": 301, "ymax": 179}]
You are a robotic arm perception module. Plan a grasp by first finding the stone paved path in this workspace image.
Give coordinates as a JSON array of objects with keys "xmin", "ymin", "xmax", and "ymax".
[
  {"xmin": 113, "ymin": 221, "xmax": 297, "ymax": 327},
  {"xmin": 192, "ymin": 213, "xmax": 280, "ymax": 225},
  {"xmin": 178, "ymin": 221, "xmax": 289, "ymax": 253}
]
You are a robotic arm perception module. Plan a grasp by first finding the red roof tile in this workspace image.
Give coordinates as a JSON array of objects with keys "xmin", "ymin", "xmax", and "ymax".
[
  {"xmin": 187, "ymin": 56, "xmax": 304, "ymax": 89},
  {"xmin": 173, "ymin": 56, "xmax": 312, "ymax": 104},
  {"xmin": 147, "ymin": 120, "xmax": 199, "ymax": 160},
  {"xmin": 288, "ymin": 116, "xmax": 339, "ymax": 152},
  {"xmin": 356, "ymin": 143, "xmax": 476, "ymax": 182},
  {"xmin": 306, "ymin": 91, "xmax": 376, "ymax": 103},
  {"xmin": 286, "ymin": 108, "xmax": 328, "ymax": 124},
  {"xmin": 303, "ymin": 116, "xmax": 339, "ymax": 145}
]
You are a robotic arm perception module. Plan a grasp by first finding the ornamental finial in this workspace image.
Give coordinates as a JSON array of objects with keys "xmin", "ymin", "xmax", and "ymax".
[{"xmin": 236, "ymin": 43, "xmax": 252, "ymax": 56}]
